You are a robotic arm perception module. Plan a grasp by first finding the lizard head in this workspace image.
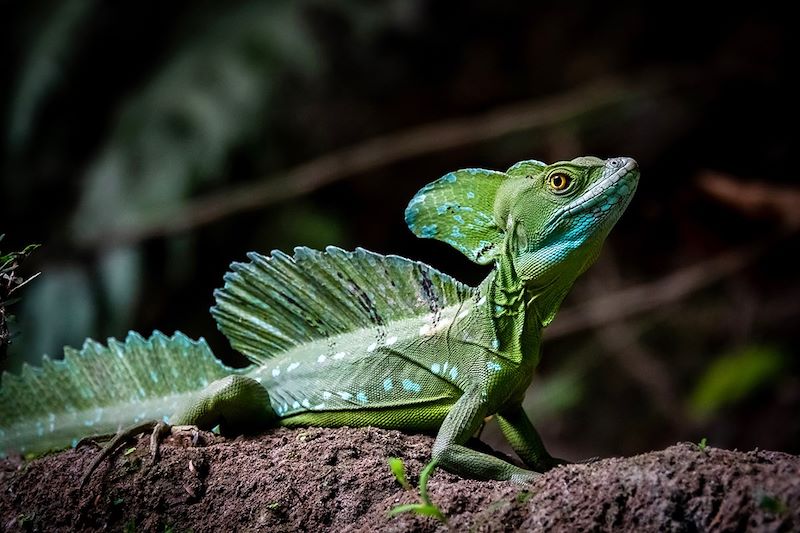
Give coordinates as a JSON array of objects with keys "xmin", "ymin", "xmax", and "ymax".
[
  {"xmin": 406, "ymin": 155, "xmax": 638, "ymax": 327},
  {"xmin": 496, "ymin": 156, "xmax": 639, "ymax": 285}
]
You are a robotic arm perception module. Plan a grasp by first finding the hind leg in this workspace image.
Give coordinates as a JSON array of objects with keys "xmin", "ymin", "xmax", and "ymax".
[
  {"xmin": 171, "ymin": 374, "xmax": 278, "ymax": 434},
  {"xmin": 80, "ymin": 375, "xmax": 276, "ymax": 488}
]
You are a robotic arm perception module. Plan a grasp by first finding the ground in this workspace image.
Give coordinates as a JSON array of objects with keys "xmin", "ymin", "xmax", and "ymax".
[{"xmin": 1, "ymin": 427, "xmax": 798, "ymax": 532}]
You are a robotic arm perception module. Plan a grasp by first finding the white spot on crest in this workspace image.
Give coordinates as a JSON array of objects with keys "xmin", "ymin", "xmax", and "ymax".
[
  {"xmin": 301, "ymin": 399, "xmax": 311, "ymax": 408},
  {"xmin": 317, "ymin": 354, "xmax": 327, "ymax": 363},
  {"xmin": 272, "ymin": 367, "xmax": 281, "ymax": 377},
  {"xmin": 477, "ymin": 296, "xmax": 487, "ymax": 306},
  {"xmin": 322, "ymin": 391, "xmax": 332, "ymax": 400},
  {"xmin": 419, "ymin": 324, "xmax": 432, "ymax": 336},
  {"xmin": 431, "ymin": 363, "xmax": 441, "ymax": 374},
  {"xmin": 287, "ymin": 362, "xmax": 300, "ymax": 372},
  {"xmin": 449, "ymin": 366, "xmax": 459, "ymax": 380},
  {"xmin": 338, "ymin": 391, "xmax": 352, "ymax": 401},
  {"xmin": 333, "ymin": 351, "xmax": 348, "ymax": 360},
  {"xmin": 367, "ymin": 342, "xmax": 378, "ymax": 352},
  {"xmin": 386, "ymin": 336, "xmax": 398, "ymax": 346},
  {"xmin": 292, "ymin": 401, "xmax": 300, "ymax": 409},
  {"xmin": 457, "ymin": 308, "xmax": 470, "ymax": 320},
  {"xmin": 314, "ymin": 403, "xmax": 326, "ymax": 410}
]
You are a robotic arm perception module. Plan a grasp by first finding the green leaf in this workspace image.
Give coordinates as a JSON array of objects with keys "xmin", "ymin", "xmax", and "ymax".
[
  {"xmin": 388, "ymin": 503, "xmax": 447, "ymax": 523},
  {"xmin": 690, "ymin": 346, "xmax": 784, "ymax": 420},
  {"xmin": 388, "ymin": 457, "xmax": 411, "ymax": 490}
]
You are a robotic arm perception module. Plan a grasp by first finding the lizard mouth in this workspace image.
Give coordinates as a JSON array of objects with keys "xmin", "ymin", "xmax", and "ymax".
[{"xmin": 547, "ymin": 157, "xmax": 639, "ymax": 231}]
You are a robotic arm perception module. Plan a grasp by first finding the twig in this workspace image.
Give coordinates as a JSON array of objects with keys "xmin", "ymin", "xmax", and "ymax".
[{"xmin": 79, "ymin": 77, "xmax": 660, "ymax": 248}]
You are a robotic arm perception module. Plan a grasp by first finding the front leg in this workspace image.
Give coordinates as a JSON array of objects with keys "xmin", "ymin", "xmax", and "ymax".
[
  {"xmin": 431, "ymin": 386, "xmax": 540, "ymax": 483},
  {"xmin": 495, "ymin": 403, "xmax": 562, "ymax": 472},
  {"xmin": 391, "ymin": 386, "xmax": 540, "ymax": 519}
]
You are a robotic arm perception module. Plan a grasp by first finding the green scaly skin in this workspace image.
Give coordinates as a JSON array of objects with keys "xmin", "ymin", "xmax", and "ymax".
[{"xmin": 0, "ymin": 156, "xmax": 639, "ymax": 517}]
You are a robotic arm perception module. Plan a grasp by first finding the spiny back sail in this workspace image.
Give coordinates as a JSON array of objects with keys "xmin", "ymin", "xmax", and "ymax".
[
  {"xmin": 212, "ymin": 246, "xmax": 473, "ymax": 365},
  {"xmin": 0, "ymin": 332, "xmax": 238, "ymax": 456}
]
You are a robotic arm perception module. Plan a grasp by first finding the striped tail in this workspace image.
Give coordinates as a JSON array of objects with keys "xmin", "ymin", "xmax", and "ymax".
[{"xmin": 0, "ymin": 331, "xmax": 240, "ymax": 456}]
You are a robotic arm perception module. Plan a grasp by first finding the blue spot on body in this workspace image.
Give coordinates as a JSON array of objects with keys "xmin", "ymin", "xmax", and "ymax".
[
  {"xmin": 71, "ymin": 438, "xmax": 79, "ymax": 448},
  {"xmin": 451, "ymin": 227, "xmax": 465, "ymax": 238},
  {"xmin": 453, "ymin": 214, "xmax": 465, "ymax": 224},
  {"xmin": 491, "ymin": 338, "xmax": 500, "ymax": 350},
  {"xmin": 437, "ymin": 205, "xmax": 447, "ymax": 215},
  {"xmin": 402, "ymin": 379, "xmax": 422, "ymax": 393},
  {"xmin": 383, "ymin": 378, "xmax": 394, "ymax": 391},
  {"xmin": 150, "ymin": 370, "xmax": 159, "ymax": 383},
  {"xmin": 487, "ymin": 361, "xmax": 502, "ymax": 372},
  {"xmin": 431, "ymin": 363, "xmax": 441, "ymax": 374},
  {"xmin": 449, "ymin": 367, "xmax": 459, "ymax": 380},
  {"xmin": 444, "ymin": 173, "xmax": 457, "ymax": 183},
  {"xmin": 466, "ymin": 191, "xmax": 475, "ymax": 199},
  {"xmin": 420, "ymin": 224, "xmax": 438, "ymax": 237},
  {"xmin": 356, "ymin": 391, "xmax": 368, "ymax": 403}
]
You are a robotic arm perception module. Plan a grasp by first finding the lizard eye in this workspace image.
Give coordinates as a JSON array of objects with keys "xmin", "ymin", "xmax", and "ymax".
[{"xmin": 547, "ymin": 173, "xmax": 572, "ymax": 193}]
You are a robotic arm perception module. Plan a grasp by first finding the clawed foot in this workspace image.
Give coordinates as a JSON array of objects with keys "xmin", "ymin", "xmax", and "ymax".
[{"xmin": 78, "ymin": 421, "xmax": 201, "ymax": 489}]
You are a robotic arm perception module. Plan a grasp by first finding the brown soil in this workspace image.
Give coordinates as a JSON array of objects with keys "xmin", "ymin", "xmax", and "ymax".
[{"xmin": 1, "ymin": 427, "xmax": 797, "ymax": 532}]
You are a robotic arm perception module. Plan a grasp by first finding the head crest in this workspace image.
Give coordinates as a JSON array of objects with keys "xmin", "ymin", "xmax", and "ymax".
[{"xmin": 405, "ymin": 161, "xmax": 547, "ymax": 264}]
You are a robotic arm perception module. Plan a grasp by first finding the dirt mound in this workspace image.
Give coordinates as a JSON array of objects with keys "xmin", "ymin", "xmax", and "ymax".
[{"xmin": 1, "ymin": 427, "xmax": 797, "ymax": 532}]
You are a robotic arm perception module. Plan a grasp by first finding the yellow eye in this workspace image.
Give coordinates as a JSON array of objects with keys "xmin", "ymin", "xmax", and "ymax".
[{"xmin": 548, "ymin": 173, "xmax": 572, "ymax": 192}]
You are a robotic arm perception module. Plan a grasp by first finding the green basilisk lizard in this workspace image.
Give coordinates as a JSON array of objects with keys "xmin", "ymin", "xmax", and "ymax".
[{"xmin": 0, "ymin": 156, "xmax": 638, "ymax": 515}]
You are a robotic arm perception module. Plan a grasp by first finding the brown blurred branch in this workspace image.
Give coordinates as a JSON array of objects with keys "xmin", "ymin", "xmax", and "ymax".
[
  {"xmin": 698, "ymin": 171, "xmax": 800, "ymax": 230},
  {"xmin": 81, "ymin": 77, "xmax": 658, "ymax": 248},
  {"xmin": 546, "ymin": 245, "xmax": 762, "ymax": 340}
]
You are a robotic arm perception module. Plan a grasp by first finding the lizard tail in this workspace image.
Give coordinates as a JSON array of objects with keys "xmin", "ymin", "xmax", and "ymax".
[{"xmin": 0, "ymin": 331, "xmax": 240, "ymax": 456}]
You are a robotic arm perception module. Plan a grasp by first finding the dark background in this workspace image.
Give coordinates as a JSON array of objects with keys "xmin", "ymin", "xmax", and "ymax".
[{"xmin": 1, "ymin": 1, "xmax": 797, "ymax": 460}]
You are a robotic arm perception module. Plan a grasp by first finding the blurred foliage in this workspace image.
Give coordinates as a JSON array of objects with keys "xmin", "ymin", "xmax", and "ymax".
[
  {"xmin": 690, "ymin": 346, "xmax": 784, "ymax": 420},
  {"xmin": 1, "ymin": 1, "xmax": 797, "ymax": 458}
]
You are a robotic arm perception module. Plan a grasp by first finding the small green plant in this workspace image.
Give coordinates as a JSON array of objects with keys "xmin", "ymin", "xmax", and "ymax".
[
  {"xmin": 756, "ymin": 491, "xmax": 788, "ymax": 515},
  {"xmin": 0, "ymin": 235, "xmax": 40, "ymax": 359},
  {"xmin": 388, "ymin": 457, "xmax": 411, "ymax": 490},
  {"xmin": 516, "ymin": 490, "xmax": 533, "ymax": 504},
  {"xmin": 697, "ymin": 437, "xmax": 708, "ymax": 452},
  {"xmin": 387, "ymin": 458, "xmax": 447, "ymax": 523}
]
